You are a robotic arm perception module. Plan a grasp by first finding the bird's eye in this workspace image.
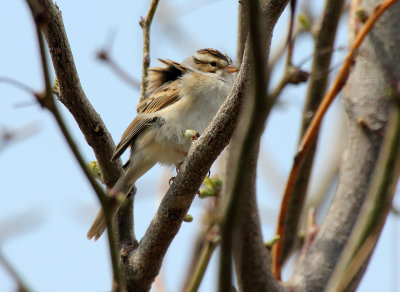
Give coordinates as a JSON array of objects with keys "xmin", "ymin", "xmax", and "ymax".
[{"xmin": 210, "ymin": 61, "xmax": 217, "ymax": 67}]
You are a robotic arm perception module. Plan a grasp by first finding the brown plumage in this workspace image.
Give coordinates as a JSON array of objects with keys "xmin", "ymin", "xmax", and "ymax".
[
  {"xmin": 147, "ymin": 59, "xmax": 188, "ymax": 96},
  {"xmin": 87, "ymin": 48, "xmax": 237, "ymax": 241}
]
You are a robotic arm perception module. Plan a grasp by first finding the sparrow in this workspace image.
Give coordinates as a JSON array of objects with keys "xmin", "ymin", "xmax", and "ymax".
[{"xmin": 87, "ymin": 48, "xmax": 238, "ymax": 240}]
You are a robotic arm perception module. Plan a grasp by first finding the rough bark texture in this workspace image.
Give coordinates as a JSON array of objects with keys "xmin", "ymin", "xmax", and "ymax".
[
  {"xmin": 37, "ymin": 0, "xmax": 123, "ymax": 186},
  {"xmin": 291, "ymin": 1, "xmax": 400, "ymax": 291},
  {"xmin": 228, "ymin": 0, "xmax": 289, "ymax": 291}
]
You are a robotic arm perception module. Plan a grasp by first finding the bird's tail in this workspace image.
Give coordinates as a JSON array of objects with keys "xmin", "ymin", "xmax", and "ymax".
[{"xmin": 87, "ymin": 159, "xmax": 155, "ymax": 241}]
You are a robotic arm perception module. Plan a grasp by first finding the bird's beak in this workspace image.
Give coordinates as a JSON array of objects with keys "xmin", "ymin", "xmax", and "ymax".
[{"xmin": 224, "ymin": 65, "xmax": 239, "ymax": 74}]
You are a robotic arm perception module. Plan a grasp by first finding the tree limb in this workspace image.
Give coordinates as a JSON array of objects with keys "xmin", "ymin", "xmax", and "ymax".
[
  {"xmin": 219, "ymin": 0, "xmax": 289, "ymax": 291},
  {"xmin": 35, "ymin": 0, "xmax": 123, "ymax": 186},
  {"xmin": 121, "ymin": 49, "xmax": 249, "ymax": 292},
  {"xmin": 290, "ymin": 1, "xmax": 400, "ymax": 290},
  {"xmin": 273, "ymin": 0, "xmax": 399, "ymax": 278}
]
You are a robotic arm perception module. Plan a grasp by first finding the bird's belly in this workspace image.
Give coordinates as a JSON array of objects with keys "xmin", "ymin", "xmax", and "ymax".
[
  {"xmin": 139, "ymin": 84, "xmax": 228, "ymax": 165},
  {"xmin": 134, "ymin": 126, "xmax": 189, "ymax": 165}
]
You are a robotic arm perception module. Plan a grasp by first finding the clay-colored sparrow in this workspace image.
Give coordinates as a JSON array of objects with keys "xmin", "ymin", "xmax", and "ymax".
[{"xmin": 87, "ymin": 48, "xmax": 238, "ymax": 240}]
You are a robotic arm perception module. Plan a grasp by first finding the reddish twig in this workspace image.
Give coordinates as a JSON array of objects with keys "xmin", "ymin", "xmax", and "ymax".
[{"xmin": 272, "ymin": 0, "xmax": 399, "ymax": 279}]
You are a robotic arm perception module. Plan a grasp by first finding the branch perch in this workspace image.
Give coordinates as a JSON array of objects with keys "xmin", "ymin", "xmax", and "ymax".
[{"xmin": 122, "ymin": 50, "xmax": 249, "ymax": 292}]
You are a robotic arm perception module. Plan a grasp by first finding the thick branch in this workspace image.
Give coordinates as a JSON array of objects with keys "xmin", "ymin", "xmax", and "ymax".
[
  {"xmin": 35, "ymin": 0, "xmax": 123, "ymax": 186},
  {"xmin": 220, "ymin": 0, "xmax": 289, "ymax": 291},
  {"xmin": 329, "ymin": 98, "xmax": 400, "ymax": 290},
  {"xmin": 291, "ymin": 1, "xmax": 400, "ymax": 290},
  {"xmin": 121, "ymin": 52, "xmax": 249, "ymax": 292}
]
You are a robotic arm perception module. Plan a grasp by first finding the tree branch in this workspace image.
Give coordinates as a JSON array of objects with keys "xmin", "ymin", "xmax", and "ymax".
[
  {"xmin": 34, "ymin": 0, "xmax": 123, "ymax": 186},
  {"xmin": 0, "ymin": 250, "xmax": 31, "ymax": 292},
  {"xmin": 183, "ymin": 226, "xmax": 220, "ymax": 292},
  {"xmin": 32, "ymin": 0, "xmax": 138, "ymax": 252},
  {"xmin": 327, "ymin": 99, "xmax": 400, "ymax": 291},
  {"xmin": 119, "ymin": 49, "xmax": 249, "ymax": 292},
  {"xmin": 219, "ymin": 0, "xmax": 289, "ymax": 291},
  {"xmin": 273, "ymin": 0, "xmax": 399, "ymax": 278},
  {"xmin": 97, "ymin": 47, "xmax": 141, "ymax": 90},
  {"xmin": 290, "ymin": 1, "xmax": 400, "ymax": 290},
  {"xmin": 139, "ymin": 0, "xmax": 160, "ymax": 103}
]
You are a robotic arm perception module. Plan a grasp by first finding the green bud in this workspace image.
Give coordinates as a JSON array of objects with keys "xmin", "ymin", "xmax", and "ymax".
[
  {"xmin": 183, "ymin": 214, "xmax": 193, "ymax": 222},
  {"xmin": 265, "ymin": 235, "xmax": 280, "ymax": 249},
  {"xmin": 87, "ymin": 161, "xmax": 103, "ymax": 182},
  {"xmin": 53, "ymin": 78, "xmax": 59, "ymax": 91},
  {"xmin": 355, "ymin": 7, "xmax": 368, "ymax": 23},
  {"xmin": 298, "ymin": 13, "xmax": 311, "ymax": 31},
  {"xmin": 184, "ymin": 129, "xmax": 198, "ymax": 140},
  {"xmin": 199, "ymin": 176, "xmax": 223, "ymax": 198}
]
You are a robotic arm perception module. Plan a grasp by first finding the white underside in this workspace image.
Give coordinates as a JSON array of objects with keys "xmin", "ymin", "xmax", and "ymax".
[{"xmin": 131, "ymin": 72, "xmax": 233, "ymax": 165}]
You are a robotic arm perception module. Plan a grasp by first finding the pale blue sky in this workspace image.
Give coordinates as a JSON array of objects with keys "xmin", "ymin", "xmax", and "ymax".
[{"xmin": 1, "ymin": 1, "xmax": 399, "ymax": 291}]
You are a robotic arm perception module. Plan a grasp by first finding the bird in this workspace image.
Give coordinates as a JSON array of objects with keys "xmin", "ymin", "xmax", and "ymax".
[{"xmin": 87, "ymin": 48, "xmax": 238, "ymax": 240}]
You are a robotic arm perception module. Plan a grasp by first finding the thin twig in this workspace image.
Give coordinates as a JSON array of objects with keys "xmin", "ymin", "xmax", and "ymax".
[
  {"xmin": 272, "ymin": 0, "xmax": 399, "ymax": 278},
  {"xmin": 97, "ymin": 49, "xmax": 141, "ymax": 90},
  {"xmin": 298, "ymin": 0, "xmax": 398, "ymax": 153},
  {"xmin": 268, "ymin": 2, "xmax": 310, "ymax": 105},
  {"xmin": 184, "ymin": 226, "xmax": 220, "ymax": 292},
  {"xmin": 139, "ymin": 0, "xmax": 160, "ymax": 103},
  {"xmin": 285, "ymin": 0, "xmax": 297, "ymax": 67},
  {"xmin": 0, "ymin": 124, "xmax": 40, "ymax": 152},
  {"xmin": 0, "ymin": 77, "xmax": 36, "ymax": 95},
  {"xmin": 181, "ymin": 192, "xmax": 219, "ymax": 291},
  {"xmin": 0, "ymin": 250, "xmax": 31, "ymax": 292}
]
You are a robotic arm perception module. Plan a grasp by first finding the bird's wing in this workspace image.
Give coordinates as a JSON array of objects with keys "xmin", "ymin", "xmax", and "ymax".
[
  {"xmin": 111, "ymin": 117, "xmax": 155, "ymax": 161},
  {"xmin": 140, "ymin": 79, "xmax": 181, "ymax": 113},
  {"xmin": 146, "ymin": 59, "xmax": 188, "ymax": 96},
  {"xmin": 111, "ymin": 80, "xmax": 181, "ymax": 161}
]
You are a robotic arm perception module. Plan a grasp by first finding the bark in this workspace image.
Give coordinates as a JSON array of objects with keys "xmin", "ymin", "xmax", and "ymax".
[
  {"xmin": 291, "ymin": 1, "xmax": 400, "ymax": 291},
  {"xmin": 227, "ymin": 0, "xmax": 289, "ymax": 291}
]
